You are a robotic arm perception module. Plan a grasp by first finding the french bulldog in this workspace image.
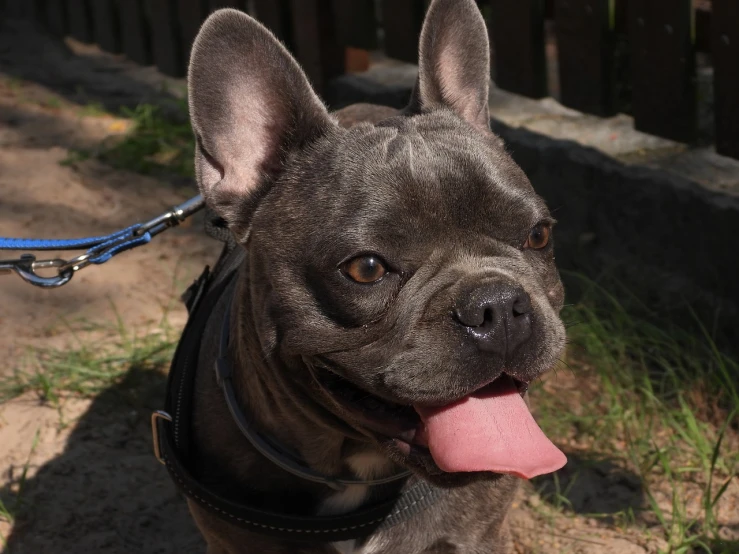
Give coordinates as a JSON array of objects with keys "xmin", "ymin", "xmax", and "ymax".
[{"xmin": 184, "ymin": 0, "xmax": 567, "ymax": 552}]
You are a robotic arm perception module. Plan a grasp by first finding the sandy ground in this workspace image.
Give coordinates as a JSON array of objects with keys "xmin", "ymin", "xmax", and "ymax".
[
  {"xmin": 0, "ymin": 18, "xmax": 218, "ymax": 553},
  {"xmin": 0, "ymin": 17, "xmax": 736, "ymax": 554}
]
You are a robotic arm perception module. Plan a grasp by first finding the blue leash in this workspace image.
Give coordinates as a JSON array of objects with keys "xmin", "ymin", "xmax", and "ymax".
[
  {"xmin": 0, "ymin": 224, "xmax": 144, "ymax": 252},
  {"xmin": 0, "ymin": 196, "xmax": 205, "ymax": 288}
]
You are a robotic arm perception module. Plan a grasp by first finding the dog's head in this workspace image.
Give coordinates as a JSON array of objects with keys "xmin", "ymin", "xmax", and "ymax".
[{"xmin": 189, "ymin": 0, "xmax": 566, "ymax": 485}]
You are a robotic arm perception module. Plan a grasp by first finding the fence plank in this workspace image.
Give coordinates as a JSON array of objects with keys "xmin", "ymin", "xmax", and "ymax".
[
  {"xmin": 149, "ymin": 0, "xmax": 185, "ymax": 77},
  {"xmin": 629, "ymin": 0, "xmax": 696, "ymax": 143},
  {"xmin": 333, "ymin": 0, "xmax": 377, "ymax": 50},
  {"xmin": 555, "ymin": 0, "xmax": 616, "ymax": 116},
  {"xmin": 252, "ymin": 0, "xmax": 292, "ymax": 47},
  {"xmin": 44, "ymin": 0, "xmax": 67, "ymax": 36},
  {"xmin": 713, "ymin": 0, "xmax": 739, "ymax": 159},
  {"xmin": 67, "ymin": 0, "xmax": 93, "ymax": 43},
  {"xmin": 381, "ymin": 0, "xmax": 424, "ymax": 63},
  {"xmin": 487, "ymin": 0, "xmax": 548, "ymax": 98},
  {"xmin": 90, "ymin": 0, "xmax": 122, "ymax": 53},
  {"xmin": 3, "ymin": 0, "xmax": 24, "ymax": 17},
  {"xmin": 118, "ymin": 0, "xmax": 151, "ymax": 65},
  {"xmin": 208, "ymin": 0, "xmax": 244, "ymax": 10},
  {"xmin": 34, "ymin": 0, "xmax": 47, "ymax": 26},
  {"xmin": 695, "ymin": 0, "xmax": 711, "ymax": 53},
  {"xmin": 178, "ymin": 0, "xmax": 207, "ymax": 64},
  {"xmin": 545, "ymin": 0, "xmax": 554, "ymax": 18},
  {"xmin": 289, "ymin": 0, "xmax": 344, "ymax": 94},
  {"xmin": 26, "ymin": 0, "xmax": 42, "ymax": 20}
]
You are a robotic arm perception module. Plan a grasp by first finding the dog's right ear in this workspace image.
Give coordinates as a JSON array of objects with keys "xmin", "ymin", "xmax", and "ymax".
[{"xmin": 188, "ymin": 9, "xmax": 335, "ymax": 241}]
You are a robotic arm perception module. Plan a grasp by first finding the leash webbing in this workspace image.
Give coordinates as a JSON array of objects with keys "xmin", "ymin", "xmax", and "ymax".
[{"xmin": 0, "ymin": 223, "xmax": 143, "ymax": 251}]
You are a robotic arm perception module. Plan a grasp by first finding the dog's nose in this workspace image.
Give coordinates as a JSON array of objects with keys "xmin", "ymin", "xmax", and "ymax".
[{"xmin": 453, "ymin": 283, "xmax": 533, "ymax": 355}]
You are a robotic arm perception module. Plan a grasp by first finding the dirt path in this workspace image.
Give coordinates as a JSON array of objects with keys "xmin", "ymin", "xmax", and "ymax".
[
  {"xmin": 0, "ymin": 19, "xmax": 219, "ymax": 358},
  {"xmin": 0, "ymin": 18, "xmax": 219, "ymax": 552}
]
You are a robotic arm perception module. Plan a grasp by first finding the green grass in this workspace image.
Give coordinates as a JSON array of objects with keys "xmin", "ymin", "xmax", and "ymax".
[
  {"xmin": 0, "ymin": 317, "xmax": 177, "ymax": 408},
  {"xmin": 0, "ymin": 497, "xmax": 12, "ymax": 547},
  {"xmin": 99, "ymin": 101, "xmax": 195, "ymax": 178},
  {"xmin": 62, "ymin": 99, "xmax": 195, "ymax": 179},
  {"xmin": 532, "ymin": 275, "xmax": 738, "ymax": 553},
  {"xmin": 0, "ymin": 429, "xmax": 40, "ymax": 546},
  {"xmin": 0, "ymin": 302, "xmax": 181, "ymax": 543},
  {"xmin": 42, "ymin": 97, "xmax": 63, "ymax": 110},
  {"xmin": 76, "ymin": 101, "xmax": 108, "ymax": 117}
]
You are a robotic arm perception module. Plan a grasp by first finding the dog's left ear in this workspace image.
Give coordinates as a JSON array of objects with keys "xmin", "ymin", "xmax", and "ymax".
[{"xmin": 407, "ymin": 0, "xmax": 491, "ymax": 132}]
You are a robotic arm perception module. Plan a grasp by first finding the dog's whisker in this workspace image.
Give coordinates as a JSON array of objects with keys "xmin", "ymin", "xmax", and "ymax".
[
  {"xmin": 565, "ymin": 340, "xmax": 588, "ymax": 352},
  {"xmin": 556, "ymin": 357, "xmax": 577, "ymax": 376}
]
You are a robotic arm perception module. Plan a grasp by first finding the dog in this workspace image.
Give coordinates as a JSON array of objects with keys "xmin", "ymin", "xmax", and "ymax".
[{"xmin": 181, "ymin": 0, "xmax": 567, "ymax": 551}]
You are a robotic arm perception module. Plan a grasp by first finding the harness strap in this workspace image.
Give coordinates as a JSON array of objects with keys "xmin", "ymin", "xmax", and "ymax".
[{"xmin": 156, "ymin": 417, "xmax": 442, "ymax": 541}]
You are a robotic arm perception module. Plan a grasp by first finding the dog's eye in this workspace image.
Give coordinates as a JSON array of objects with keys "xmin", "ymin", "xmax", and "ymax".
[
  {"xmin": 341, "ymin": 255, "xmax": 388, "ymax": 284},
  {"xmin": 524, "ymin": 222, "xmax": 551, "ymax": 250}
]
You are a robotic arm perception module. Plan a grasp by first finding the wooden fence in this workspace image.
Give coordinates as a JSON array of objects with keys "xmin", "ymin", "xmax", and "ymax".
[{"xmin": 1, "ymin": 0, "xmax": 737, "ymax": 160}]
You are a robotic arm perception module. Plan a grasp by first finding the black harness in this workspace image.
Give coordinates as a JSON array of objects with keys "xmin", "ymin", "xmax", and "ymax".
[{"xmin": 151, "ymin": 217, "xmax": 443, "ymax": 542}]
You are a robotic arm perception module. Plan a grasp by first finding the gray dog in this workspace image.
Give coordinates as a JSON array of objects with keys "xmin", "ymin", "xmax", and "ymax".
[{"xmin": 176, "ymin": 0, "xmax": 568, "ymax": 551}]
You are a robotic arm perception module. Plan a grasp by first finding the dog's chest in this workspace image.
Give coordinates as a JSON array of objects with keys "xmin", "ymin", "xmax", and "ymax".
[
  {"xmin": 322, "ymin": 485, "xmax": 380, "ymax": 554},
  {"xmin": 319, "ymin": 451, "xmax": 394, "ymax": 516},
  {"xmin": 321, "ymin": 452, "xmax": 394, "ymax": 554},
  {"xmin": 330, "ymin": 539, "xmax": 384, "ymax": 554}
]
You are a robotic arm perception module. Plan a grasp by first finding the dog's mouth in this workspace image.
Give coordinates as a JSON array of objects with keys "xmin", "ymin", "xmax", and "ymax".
[{"xmin": 314, "ymin": 363, "xmax": 566, "ymax": 480}]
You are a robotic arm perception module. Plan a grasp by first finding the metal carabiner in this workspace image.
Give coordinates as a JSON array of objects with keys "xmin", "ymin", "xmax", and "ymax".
[{"xmin": 0, "ymin": 255, "xmax": 74, "ymax": 288}]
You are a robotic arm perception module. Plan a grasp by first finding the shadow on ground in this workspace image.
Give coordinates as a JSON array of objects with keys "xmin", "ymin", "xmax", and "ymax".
[
  {"xmin": 0, "ymin": 368, "xmax": 204, "ymax": 554},
  {"xmin": 0, "ymin": 18, "xmax": 184, "ymax": 118},
  {"xmin": 533, "ymin": 453, "xmax": 644, "ymax": 520}
]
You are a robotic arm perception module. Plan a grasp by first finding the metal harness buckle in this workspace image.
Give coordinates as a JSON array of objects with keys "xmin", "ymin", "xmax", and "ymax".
[{"xmin": 151, "ymin": 410, "xmax": 173, "ymax": 465}]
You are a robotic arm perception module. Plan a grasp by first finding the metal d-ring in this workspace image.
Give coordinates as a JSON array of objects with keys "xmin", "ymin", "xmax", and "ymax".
[
  {"xmin": 151, "ymin": 410, "xmax": 173, "ymax": 464},
  {"xmin": 2, "ymin": 255, "xmax": 74, "ymax": 288}
]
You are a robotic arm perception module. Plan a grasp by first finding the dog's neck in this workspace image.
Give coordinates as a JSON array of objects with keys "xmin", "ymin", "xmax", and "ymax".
[{"xmin": 217, "ymin": 269, "xmax": 403, "ymax": 515}]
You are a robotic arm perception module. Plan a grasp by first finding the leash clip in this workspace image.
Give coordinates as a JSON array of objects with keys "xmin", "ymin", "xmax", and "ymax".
[
  {"xmin": 1, "ymin": 195, "xmax": 205, "ymax": 289},
  {"xmin": 0, "ymin": 254, "xmax": 74, "ymax": 288},
  {"xmin": 137, "ymin": 196, "xmax": 206, "ymax": 238}
]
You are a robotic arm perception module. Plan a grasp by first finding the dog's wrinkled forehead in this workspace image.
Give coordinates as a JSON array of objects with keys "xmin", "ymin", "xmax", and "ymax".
[
  {"xmin": 304, "ymin": 112, "xmax": 548, "ymax": 245},
  {"xmin": 187, "ymin": 0, "xmax": 551, "ymax": 249}
]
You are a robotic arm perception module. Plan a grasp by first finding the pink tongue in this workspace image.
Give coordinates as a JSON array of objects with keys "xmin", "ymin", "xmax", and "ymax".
[{"xmin": 414, "ymin": 377, "xmax": 566, "ymax": 479}]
